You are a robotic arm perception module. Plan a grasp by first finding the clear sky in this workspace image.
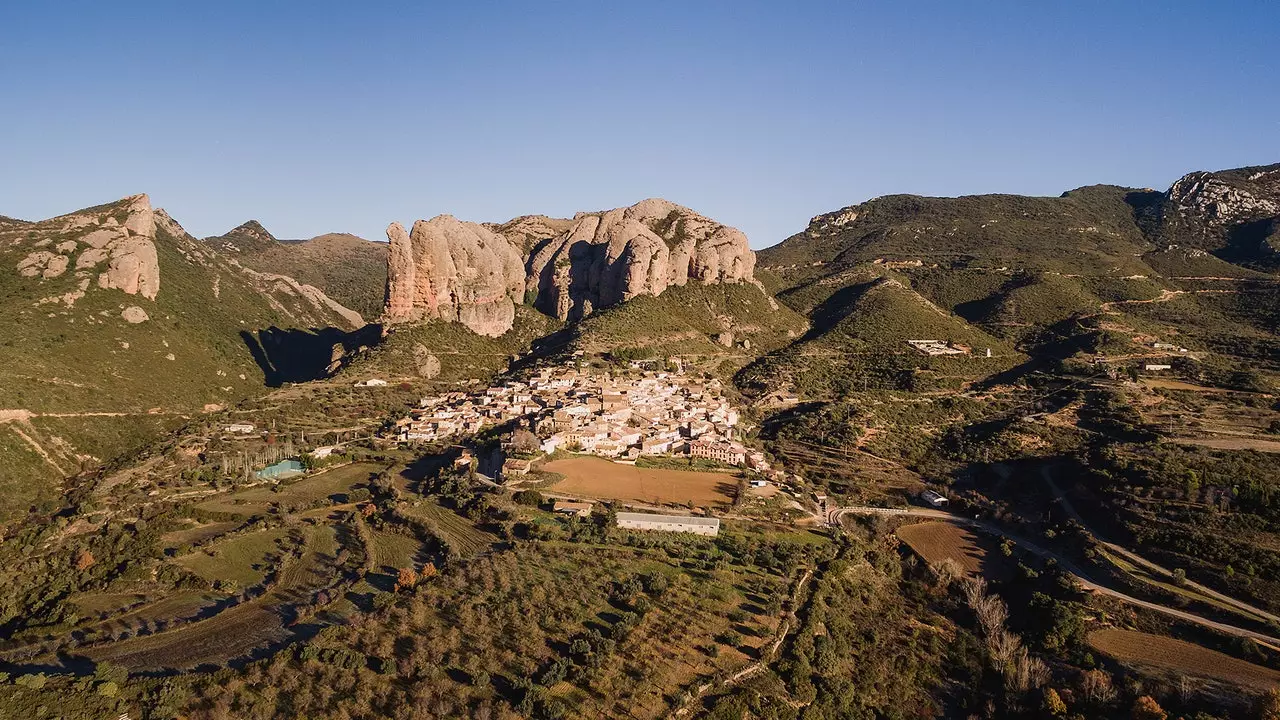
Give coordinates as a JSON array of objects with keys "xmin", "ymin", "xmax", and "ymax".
[{"xmin": 2, "ymin": 1, "xmax": 1277, "ymax": 249}]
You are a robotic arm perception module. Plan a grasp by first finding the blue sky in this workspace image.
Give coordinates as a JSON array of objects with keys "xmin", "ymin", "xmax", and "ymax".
[{"xmin": 2, "ymin": 1, "xmax": 1277, "ymax": 248}]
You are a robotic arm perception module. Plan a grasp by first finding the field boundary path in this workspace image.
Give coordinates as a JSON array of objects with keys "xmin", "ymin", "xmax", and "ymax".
[{"xmin": 827, "ymin": 505, "xmax": 1280, "ymax": 646}]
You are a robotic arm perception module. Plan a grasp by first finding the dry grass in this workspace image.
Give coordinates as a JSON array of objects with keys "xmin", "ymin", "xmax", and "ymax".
[
  {"xmin": 1172, "ymin": 436, "xmax": 1280, "ymax": 453},
  {"xmin": 897, "ymin": 522, "xmax": 992, "ymax": 577},
  {"xmin": 545, "ymin": 455, "xmax": 738, "ymax": 507},
  {"xmin": 1089, "ymin": 628, "xmax": 1280, "ymax": 690}
]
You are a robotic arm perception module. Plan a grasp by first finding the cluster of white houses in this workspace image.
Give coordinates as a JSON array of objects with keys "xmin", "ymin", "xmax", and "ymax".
[{"xmin": 392, "ymin": 364, "xmax": 767, "ymax": 470}]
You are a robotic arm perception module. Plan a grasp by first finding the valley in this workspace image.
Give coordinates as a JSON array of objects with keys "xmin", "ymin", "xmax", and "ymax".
[{"xmin": 1, "ymin": 163, "xmax": 1278, "ymax": 719}]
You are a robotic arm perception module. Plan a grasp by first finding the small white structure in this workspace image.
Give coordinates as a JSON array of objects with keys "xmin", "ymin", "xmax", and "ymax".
[
  {"xmin": 1143, "ymin": 364, "xmax": 1172, "ymax": 372},
  {"xmin": 355, "ymin": 378, "xmax": 388, "ymax": 387},
  {"xmin": 225, "ymin": 423, "xmax": 256, "ymax": 434},
  {"xmin": 749, "ymin": 479, "xmax": 769, "ymax": 488},
  {"xmin": 616, "ymin": 512, "xmax": 720, "ymax": 537},
  {"xmin": 921, "ymin": 490, "xmax": 949, "ymax": 508},
  {"xmin": 311, "ymin": 446, "xmax": 337, "ymax": 459}
]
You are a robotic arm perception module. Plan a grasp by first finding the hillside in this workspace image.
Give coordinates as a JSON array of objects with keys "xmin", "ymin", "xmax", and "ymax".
[
  {"xmin": 205, "ymin": 222, "xmax": 388, "ymax": 319},
  {"xmin": 0, "ymin": 197, "xmax": 368, "ymax": 519}
]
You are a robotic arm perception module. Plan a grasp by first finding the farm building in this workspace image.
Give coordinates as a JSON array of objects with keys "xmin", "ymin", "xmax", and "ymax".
[
  {"xmin": 615, "ymin": 512, "xmax": 720, "ymax": 537},
  {"xmin": 355, "ymin": 378, "xmax": 388, "ymax": 387},
  {"xmin": 225, "ymin": 423, "xmax": 256, "ymax": 434},
  {"xmin": 1144, "ymin": 364, "xmax": 1172, "ymax": 371},
  {"xmin": 920, "ymin": 490, "xmax": 949, "ymax": 508},
  {"xmin": 501, "ymin": 458, "xmax": 533, "ymax": 479},
  {"xmin": 552, "ymin": 501, "xmax": 594, "ymax": 518}
]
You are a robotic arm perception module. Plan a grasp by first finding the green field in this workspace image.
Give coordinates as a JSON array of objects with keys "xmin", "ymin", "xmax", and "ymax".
[
  {"xmin": 174, "ymin": 527, "xmax": 294, "ymax": 586},
  {"xmin": 194, "ymin": 462, "xmax": 383, "ymax": 515}
]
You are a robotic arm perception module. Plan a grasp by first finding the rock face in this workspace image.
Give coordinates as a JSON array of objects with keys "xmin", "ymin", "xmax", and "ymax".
[
  {"xmin": 1159, "ymin": 165, "xmax": 1280, "ymax": 264},
  {"xmin": 383, "ymin": 215, "xmax": 525, "ymax": 337},
  {"xmin": 9, "ymin": 193, "xmax": 160, "ymax": 305},
  {"xmin": 383, "ymin": 199, "xmax": 757, "ymax": 334},
  {"xmin": 522, "ymin": 198, "xmax": 756, "ymax": 321}
]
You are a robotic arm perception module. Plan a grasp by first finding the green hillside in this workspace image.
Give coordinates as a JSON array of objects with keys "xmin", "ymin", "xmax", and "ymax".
[
  {"xmin": 0, "ymin": 198, "xmax": 372, "ymax": 519},
  {"xmin": 206, "ymin": 222, "xmax": 388, "ymax": 320}
]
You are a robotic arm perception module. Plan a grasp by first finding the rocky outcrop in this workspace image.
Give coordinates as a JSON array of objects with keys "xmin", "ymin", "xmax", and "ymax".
[
  {"xmin": 8, "ymin": 193, "xmax": 160, "ymax": 304},
  {"xmin": 384, "ymin": 199, "xmax": 757, "ymax": 333},
  {"xmin": 383, "ymin": 215, "xmax": 525, "ymax": 337},
  {"xmin": 1159, "ymin": 164, "xmax": 1280, "ymax": 265},
  {"xmin": 522, "ymin": 198, "xmax": 756, "ymax": 321}
]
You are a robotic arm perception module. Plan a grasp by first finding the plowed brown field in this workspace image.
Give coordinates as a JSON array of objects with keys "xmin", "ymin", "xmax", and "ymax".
[{"xmin": 1089, "ymin": 628, "xmax": 1280, "ymax": 690}]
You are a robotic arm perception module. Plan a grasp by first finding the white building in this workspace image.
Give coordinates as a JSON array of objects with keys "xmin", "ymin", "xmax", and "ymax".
[
  {"xmin": 616, "ymin": 512, "xmax": 720, "ymax": 537},
  {"xmin": 225, "ymin": 423, "xmax": 256, "ymax": 434}
]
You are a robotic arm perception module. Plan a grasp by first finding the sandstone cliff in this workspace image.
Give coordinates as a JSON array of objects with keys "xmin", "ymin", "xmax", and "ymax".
[
  {"xmin": 521, "ymin": 198, "xmax": 756, "ymax": 321},
  {"xmin": 384, "ymin": 199, "xmax": 757, "ymax": 334},
  {"xmin": 383, "ymin": 215, "xmax": 525, "ymax": 336}
]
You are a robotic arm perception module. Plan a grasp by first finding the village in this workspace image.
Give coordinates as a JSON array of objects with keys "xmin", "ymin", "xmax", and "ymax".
[{"xmin": 388, "ymin": 361, "xmax": 772, "ymax": 476}]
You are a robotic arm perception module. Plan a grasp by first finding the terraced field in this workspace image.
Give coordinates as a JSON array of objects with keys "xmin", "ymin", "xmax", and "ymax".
[
  {"xmin": 402, "ymin": 501, "xmax": 497, "ymax": 556},
  {"xmin": 367, "ymin": 529, "xmax": 423, "ymax": 571},
  {"xmin": 174, "ymin": 527, "xmax": 294, "ymax": 586},
  {"xmin": 1089, "ymin": 628, "xmax": 1280, "ymax": 690},
  {"xmin": 80, "ymin": 525, "xmax": 346, "ymax": 671}
]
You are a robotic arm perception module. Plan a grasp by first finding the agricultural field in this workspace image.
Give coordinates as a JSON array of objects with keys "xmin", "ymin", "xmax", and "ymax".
[
  {"xmin": 159, "ymin": 520, "xmax": 242, "ymax": 548},
  {"xmin": 174, "ymin": 527, "xmax": 294, "ymax": 586},
  {"xmin": 896, "ymin": 521, "xmax": 994, "ymax": 577},
  {"xmin": 366, "ymin": 528, "xmax": 424, "ymax": 571},
  {"xmin": 79, "ymin": 525, "xmax": 345, "ymax": 671},
  {"xmin": 193, "ymin": 461, "xmax": 384, "ymax": 516},
  {"xmin": 401, "ymin": 500, "xmax": 498, "ymax": 557},
  {"xmin": 1088, "ymin": 628, "xmax": 1280, "ymax": 690},
  {"xmin": 544, "ymin": 455, "xmax": 738, "ymax": 508}
]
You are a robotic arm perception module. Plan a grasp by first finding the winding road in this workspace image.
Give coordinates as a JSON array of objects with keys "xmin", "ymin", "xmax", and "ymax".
[{"xmin": 825, "ymin": 505, "xmax": 1280, "ymax": 646}]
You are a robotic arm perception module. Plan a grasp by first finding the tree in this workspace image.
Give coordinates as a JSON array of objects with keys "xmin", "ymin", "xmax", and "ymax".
[
  {"xmin": 1256, "ymin": 687, "xmax": 1280, "ymax": 720},
  {"xmin": 1043, "ymin": 687, "xmax": 1067, "ymax": 716},
  {"xmin": 1132, "ymin": 695, "xmax": 1167, "ymax": 720},
  {"xmin": 395, "ymin": 567, "xmax": 419, "ymax": 592},
  {"xmin": 74, "ymin": 548, "xmax": 96, "ymax": 571}
]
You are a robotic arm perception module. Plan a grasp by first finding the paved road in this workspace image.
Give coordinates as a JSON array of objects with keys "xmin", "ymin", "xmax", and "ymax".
[{"xmin": 828, "ymin": 505, "xmax": 1280, "ymax": 646}]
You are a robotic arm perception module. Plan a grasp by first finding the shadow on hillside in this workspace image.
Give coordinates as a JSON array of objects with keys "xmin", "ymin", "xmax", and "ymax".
[{"xmin": 242, "ymin": 324, "xmax": 384, "ymax": 387}]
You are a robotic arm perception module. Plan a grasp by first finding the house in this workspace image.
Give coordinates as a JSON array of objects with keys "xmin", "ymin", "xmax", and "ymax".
[
  {"xmin": 453, "ymin": 448, "xmax": 474, "ymax": 469},
  {"xmin": 1144, "ymin": 364, "xmax": 1172, "ymax": 371},
  {"xmin": 615, "ymin": 512, "xmax": 720, "ymax": 537},
  {"xmin": 355, "ymin": 378, "xmax": 388, "ymax": 387},
  {"xmin": 501, "ymin": 458, "xmax": 533, "ymax": 479},
  {"xmin": 225, "ymin": 423, "xmax": 256, "ymax": 434},
  {"xmin": 920, "ymin": 490, "xmax": 949, "ymax": 508},
  {"xmin": 749, "ymin": 479, "xmax": 769, "ymax": 488},
  {"xmin": 311, "ymin": 446, "xmax": 337, "ymax": 459},
  {"xmin": 552, "ymin": 501, "xmax": 594, "ymax": 518},
  {"xmin": 689, "ymin": 440, "xmax": 746, "ymax": 466}
]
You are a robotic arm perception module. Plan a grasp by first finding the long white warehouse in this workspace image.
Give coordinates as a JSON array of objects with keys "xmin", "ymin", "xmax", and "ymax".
[{"xmin": 615, "ymin": 512, "xmax": 720, "ymax": 537}]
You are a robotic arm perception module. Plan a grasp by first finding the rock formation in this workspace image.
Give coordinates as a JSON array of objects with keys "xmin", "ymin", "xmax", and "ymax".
[
  {"xmin": 9, "ymin": 193, "xmax": 160, "ymax": 305},
  {"xmin": 521, "ymin": 198, "xmax": 756, "ymax": 321},
  {"xmin": 383, "ymin": 199, "xmax": 757, "ymax": 334},
  {"xmin": 383, "ymin": 215, "xmax": 525, "ymax": 337}
]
